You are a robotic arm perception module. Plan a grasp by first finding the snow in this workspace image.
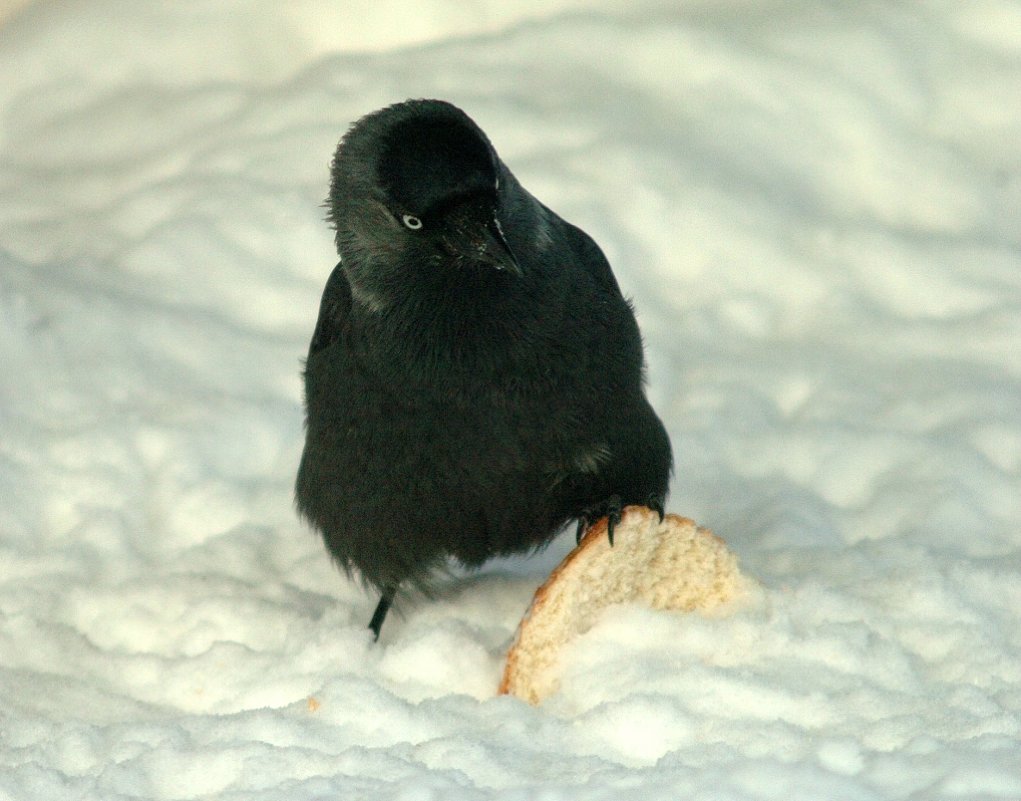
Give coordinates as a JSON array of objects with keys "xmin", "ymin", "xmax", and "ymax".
[{"xmin": 1, "ymin": 1, "xmax": 1019, "ymax": 798}]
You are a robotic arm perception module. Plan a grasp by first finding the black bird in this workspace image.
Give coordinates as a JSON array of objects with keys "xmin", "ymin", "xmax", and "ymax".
[{"xmin": 296, "ymin": 99, "xmax": 672, "ymax": 638}]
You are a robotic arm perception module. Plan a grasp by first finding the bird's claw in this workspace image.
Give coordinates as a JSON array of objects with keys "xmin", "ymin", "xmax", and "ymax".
[
  {"xmin": 576, "ymin": 495, "xmax": 623, "ymax": 547},
  {"xmin": 647, "ymin": 493, "xmax": 665, "ymax": 523},
  {"xmin": 605, "ymin": 495, "xmax": 623, "ymax": 546}
]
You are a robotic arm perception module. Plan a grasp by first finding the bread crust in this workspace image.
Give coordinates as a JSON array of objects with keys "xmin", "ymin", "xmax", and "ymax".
[{"xmin": 500, "ymin": 506, "xmax": 747, "ymax": 703}]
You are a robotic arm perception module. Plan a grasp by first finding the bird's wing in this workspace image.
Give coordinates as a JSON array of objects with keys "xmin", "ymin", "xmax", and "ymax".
[
  {"xmin": 307, "ymin": 262, "xmax": 352, "ymax": 359},
  {"xmin": 563, "ymin": 221, "xmax": 624, "ymax": 299}
]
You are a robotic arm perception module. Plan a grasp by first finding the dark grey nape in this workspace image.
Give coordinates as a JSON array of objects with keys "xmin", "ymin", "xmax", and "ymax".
[{"xmin": 295, "ymin": 99, "xmax": 672, "ymax": 639}]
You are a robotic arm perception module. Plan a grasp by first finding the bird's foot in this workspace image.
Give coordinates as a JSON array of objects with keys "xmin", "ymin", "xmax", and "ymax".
[{"xmin": 575, "ymin": 494, "xmax": 623, "ymax": 546}]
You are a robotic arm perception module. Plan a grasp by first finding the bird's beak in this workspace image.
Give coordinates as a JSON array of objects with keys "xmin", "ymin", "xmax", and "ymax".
[
  {"xmin": 443, "ymin": 204, "xmax": 523, "ymax": 277},
  {"xmin": 477, "ymin": 216, "xmax": 522, "ymax": 277}
]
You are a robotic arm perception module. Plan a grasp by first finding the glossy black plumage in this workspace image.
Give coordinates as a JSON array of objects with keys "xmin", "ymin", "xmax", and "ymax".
[{"xmin": 295, "ymin": 99, "xmax": 672, "ymax": 637}]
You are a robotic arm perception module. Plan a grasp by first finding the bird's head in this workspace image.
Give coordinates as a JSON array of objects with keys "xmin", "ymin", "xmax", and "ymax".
[{"xmin": 328, "ymin": 99, "xmax": 521, "ymax": 311}]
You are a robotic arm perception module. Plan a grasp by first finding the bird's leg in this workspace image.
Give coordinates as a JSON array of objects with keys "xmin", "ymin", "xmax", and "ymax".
[
  {"xmin": 647, "ymin": 493, "xmax": 665, "ymax": 522},
  {"xmin": 368, "ymin": 584, "xmax": 397, "ymax": 641}
]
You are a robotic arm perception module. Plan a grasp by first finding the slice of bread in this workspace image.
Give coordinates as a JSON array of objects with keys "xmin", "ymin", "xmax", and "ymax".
[{"xmin": 499, "ymin": 506, "xmax": 749, "ymax": 704}]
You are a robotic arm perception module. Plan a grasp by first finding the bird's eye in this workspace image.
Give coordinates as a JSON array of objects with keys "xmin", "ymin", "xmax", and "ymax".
[{"xmin": 402, "ymin": 214, "xmax": 423, "ymax": 230}]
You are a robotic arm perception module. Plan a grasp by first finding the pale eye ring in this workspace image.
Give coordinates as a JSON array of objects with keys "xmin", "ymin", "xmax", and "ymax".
[{"xmin": 402, "ymin": 214, "xmax": 423, "ymax": 230}]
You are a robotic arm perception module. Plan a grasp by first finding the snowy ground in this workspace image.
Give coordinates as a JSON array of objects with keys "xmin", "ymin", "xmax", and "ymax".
[{"xmin": 2, "ymin": 2, "xmax": 1020, "ymax": 799}]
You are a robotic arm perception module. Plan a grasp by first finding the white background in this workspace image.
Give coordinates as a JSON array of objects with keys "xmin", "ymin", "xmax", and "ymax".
[{"xmin": 1, "ymin": 2, "xmax": 1019, "ymax": 799}]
